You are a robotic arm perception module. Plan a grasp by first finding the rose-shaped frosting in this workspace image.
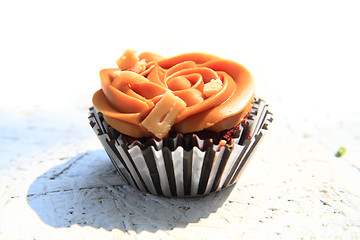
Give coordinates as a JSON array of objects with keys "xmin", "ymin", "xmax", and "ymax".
[{"xmin": 92, "ymin": 49, "xmax": 254, "ymax": 139}]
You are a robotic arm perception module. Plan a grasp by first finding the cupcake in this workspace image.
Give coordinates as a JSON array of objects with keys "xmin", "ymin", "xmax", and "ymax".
[{"xmin": 89, "ymin": 49, "xmax": 273, "ymax": 197}]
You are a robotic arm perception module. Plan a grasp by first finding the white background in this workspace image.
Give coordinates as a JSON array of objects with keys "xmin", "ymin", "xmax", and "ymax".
[{"xmin": 1, "ymin": 0, "xmax": 359, "ymax": 120}]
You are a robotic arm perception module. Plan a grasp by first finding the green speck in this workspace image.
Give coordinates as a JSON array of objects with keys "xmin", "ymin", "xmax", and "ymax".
[{"xmin": 335, "ymin": 146, "xmax": 346, "ymax": 157}]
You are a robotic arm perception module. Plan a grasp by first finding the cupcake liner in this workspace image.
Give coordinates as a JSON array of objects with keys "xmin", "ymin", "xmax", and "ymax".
[{"xmin": 89, "ymin": 98, "xmax": 273, "ymax": 197}]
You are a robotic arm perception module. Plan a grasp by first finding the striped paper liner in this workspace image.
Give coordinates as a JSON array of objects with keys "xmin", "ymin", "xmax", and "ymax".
[{"xmin": 89, "ymin": 98, "xmax": 273, "ymax": 197}]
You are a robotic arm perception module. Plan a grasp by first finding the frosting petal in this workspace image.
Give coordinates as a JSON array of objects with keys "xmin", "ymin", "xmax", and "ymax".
[{"xmin": 93, "ymin": 50, "xmax": 255, "ymax": 138}]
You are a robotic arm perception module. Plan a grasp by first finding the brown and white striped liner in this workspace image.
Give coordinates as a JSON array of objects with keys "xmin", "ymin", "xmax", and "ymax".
[{"xmin": 89, "ymin": 98, "xmax": 273, "ymax": 197}]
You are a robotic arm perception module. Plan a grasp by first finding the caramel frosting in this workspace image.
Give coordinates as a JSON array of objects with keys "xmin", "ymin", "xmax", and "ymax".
[{"xmin": 92, "ymin": 49, "xmax": 254, "ymax": 139}]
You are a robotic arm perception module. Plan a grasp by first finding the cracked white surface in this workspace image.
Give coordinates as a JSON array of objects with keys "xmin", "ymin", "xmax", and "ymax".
[
  {"xmin": 1, "ymin": 96, "xmax": 359, "ymax": 240},
  {"xmin": 1, "ymin": 0, "xmax": 360, "ymax": 239}
]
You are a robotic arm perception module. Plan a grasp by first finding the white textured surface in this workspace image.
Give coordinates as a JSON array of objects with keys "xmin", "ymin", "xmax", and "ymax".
[{"xmin": 1, "ymin": 0, "xmax": 360, "ymax": 239}]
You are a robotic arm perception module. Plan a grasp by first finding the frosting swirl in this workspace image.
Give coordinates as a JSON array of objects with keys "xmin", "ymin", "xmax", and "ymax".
[{"xmin": 92, "ymin": 50, "xmax": 254, "ymax": 139}]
